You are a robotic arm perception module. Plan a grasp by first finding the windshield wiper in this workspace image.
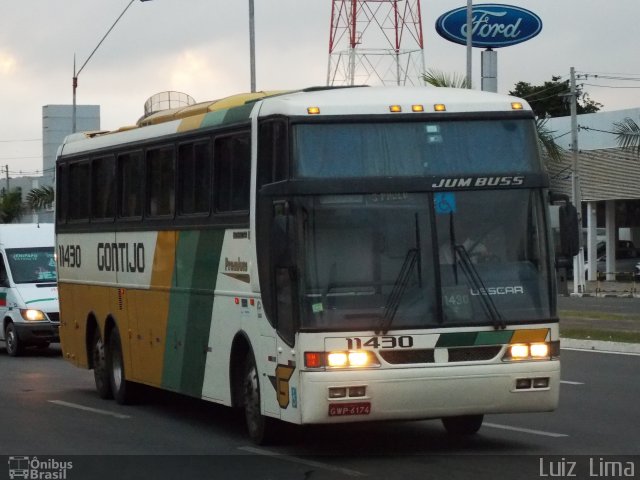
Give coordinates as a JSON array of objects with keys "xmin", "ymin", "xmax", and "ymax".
[
  {"xmin": 378, "ymin": 247, "xmax": 418, "ymax": 334},
  {"xmin": 378, "ymin": 213, "xmax": 422, "ymax": 334},
  {"xmin": 454, "ymin": 244, "xmax": 505, "ymax": 330}
]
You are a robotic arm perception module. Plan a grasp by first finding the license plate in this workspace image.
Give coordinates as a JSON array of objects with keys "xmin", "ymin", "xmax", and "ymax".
[{"xmin": 328, "ymin": 402, "xmax": 371, "ymax": 417}]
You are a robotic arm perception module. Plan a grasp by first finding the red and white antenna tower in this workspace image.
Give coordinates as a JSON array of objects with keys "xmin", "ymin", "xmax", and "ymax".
[{"xmin": 327, "ymin": 0, "xmax": 425, "ymax": 86}]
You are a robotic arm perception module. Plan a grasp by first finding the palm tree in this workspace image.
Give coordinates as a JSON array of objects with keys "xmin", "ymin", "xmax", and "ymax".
[
  {"xmin": 422, "ymin": 69, "xmax": 565, "ymax": 164},
  {"xmin": 0, "ymin": 189, "xmax": 24, "ymax": 224},
  {"xmin": 26, "ymin": 185, "xmax": 55, "ymax": 210},
  {"xmin": 612, "ymin": 117, "xmax": 640, "ymax": 156},
  {"xmin": 422, "ymin": 69, "xmax": 470, "ymax": 89}
]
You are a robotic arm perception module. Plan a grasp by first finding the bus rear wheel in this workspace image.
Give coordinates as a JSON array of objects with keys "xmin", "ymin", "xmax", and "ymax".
[
  {"xmin": 243, "ymin": 352, "xmax": 279, "ymax": 445},
  {"xmin": 107, "ymin": 328, "xmax": 134, "ymax": 405},
  {"xmin": 442, "ymin": 414, "xmax": 484, "ymax": 435},
  {"xmin": 92, "ymin": 330, "xmax": 112, "ymax": 399}
]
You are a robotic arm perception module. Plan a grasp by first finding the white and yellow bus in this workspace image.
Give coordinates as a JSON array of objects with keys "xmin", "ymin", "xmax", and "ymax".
[{"xmin": 56, "ymin": 86, "xmax": 575, "ymax": 444}]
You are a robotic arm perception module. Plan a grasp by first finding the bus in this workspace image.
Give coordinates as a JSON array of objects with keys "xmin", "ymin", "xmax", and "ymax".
[{"xmin": 56, "ymin": 86, "xmax": 577, "ymax": 444}]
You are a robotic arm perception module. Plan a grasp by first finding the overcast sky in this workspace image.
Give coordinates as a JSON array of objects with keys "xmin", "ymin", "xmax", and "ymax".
[{"xmin": 2, "ymin": 0, "xmax": 640, "ymax": 176}]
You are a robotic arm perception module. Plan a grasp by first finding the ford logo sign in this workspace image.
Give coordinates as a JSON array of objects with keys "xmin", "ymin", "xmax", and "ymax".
[{"xmin": 436, "ymin": 4, "xmax": 542, "ymax": 48}]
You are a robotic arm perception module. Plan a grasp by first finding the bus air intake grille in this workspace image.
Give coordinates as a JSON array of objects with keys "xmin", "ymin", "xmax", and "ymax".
[
  {"xmin": 448, "ymin": 346, "xmax": 502, "ymax": 362},
  {"xmin": 379, "ymin": 349, "xmax": 435, "ymax": 364}
]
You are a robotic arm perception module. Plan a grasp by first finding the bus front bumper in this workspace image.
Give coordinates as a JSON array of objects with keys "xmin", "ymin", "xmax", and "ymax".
[{"xmin": 298, "ymin": 360, "xmax": 560, "ymax": 424}]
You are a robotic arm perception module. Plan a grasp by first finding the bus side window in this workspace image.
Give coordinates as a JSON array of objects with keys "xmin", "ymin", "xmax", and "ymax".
[
  {"xmin": 178, "ymin": 140, "xmax": 211, "ymax": 215},
  {"xmin": 146, "ymin": 145, "xmax": 175, "ymax": 217},
  {"xmin": 118, "ymin": 151, "xmax": 143, "ymax": 218},
  {"xmin": 56, "ymin": 164, "xmax": 68, "ymax": 224},
  {"xmin": 91, "ymin": 155, "xmax": 116, "ymax": 220},
  {"xmin": 257, "ymin": 119, "xmax": 288, "ymax": 189},
  {"xmin": 214, "ymin": 132, "xmax": 250, "ymax": 213},
  {"xmin": 68, "ymin": 160, "xmax": 90, "ymax": 221}
]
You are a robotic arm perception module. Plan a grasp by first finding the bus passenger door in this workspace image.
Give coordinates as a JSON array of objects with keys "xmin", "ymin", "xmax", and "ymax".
[{"xmin": 267, "ymin": 202, "xmax": 300, "ymax": 422}]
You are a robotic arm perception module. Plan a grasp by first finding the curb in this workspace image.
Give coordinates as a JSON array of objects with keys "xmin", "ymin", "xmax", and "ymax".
[
  {"xmin": 561, "ymin": 337, "xmax": 640, "ymax": 354},
  {"xmin": 567, "ymin": 293, "xmax": 639, "ymax": 298}
]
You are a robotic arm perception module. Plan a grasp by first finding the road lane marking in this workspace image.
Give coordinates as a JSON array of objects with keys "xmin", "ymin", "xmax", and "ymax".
[
  {"xmin": 484, "ymin": 422, "xmax": 568, "ymax": 438},
  {"xmin": 239, "ymin": 446, "xmax": 366, "ymax": 477},
  {"xmin": 48, "ymin": 400, "xmax": 131, "ymax": 419},
  {"xmin": 560, "ymin": 380, "xmax": 584, "ymax": 385}
]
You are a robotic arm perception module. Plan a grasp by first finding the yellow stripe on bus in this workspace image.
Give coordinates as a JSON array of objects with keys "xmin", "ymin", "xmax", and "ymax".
[
  {"xmin": 510, "ymin": 328, "xmax": 549, "ymax": 344},
  {"xmin": 128, "ymin": 231, "xmax": 177, "ymax": 385}
]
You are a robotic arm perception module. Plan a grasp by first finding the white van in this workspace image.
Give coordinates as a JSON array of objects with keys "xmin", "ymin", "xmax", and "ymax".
[{"xmin": 0, "ymin": 224, "xmax": 59, "ymax": 356}]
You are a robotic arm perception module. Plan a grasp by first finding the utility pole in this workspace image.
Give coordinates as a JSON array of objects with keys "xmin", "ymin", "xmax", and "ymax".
[
  {"xmin": 249, "ymin": 0, "xmax": 256, "ymax": 92},
  {"xmin": 5, "ymin": 165, "xmax": 9, "ymax": 192},
  {"xmin": 466, "ymin": 0, "xmax": 473, "ymax": 89},
  {"xmin": 569, "ymin": 67, "xmax": 585, "ymax": 294}
]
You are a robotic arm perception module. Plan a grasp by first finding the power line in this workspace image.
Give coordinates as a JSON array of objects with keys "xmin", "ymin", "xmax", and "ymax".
[
  {"xmin": 0, "ymin": 138, "xmax": 42, "ymax": 143},
  {"xmin": 581, "ymin": 83, "xmax": 640, "ymax": 90}
]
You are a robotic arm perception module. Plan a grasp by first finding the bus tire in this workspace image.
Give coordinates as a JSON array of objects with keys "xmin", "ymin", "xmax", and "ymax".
[
  {"xmin": 442, "ymin": 414, "xmax": 484, "ymax": 435},
  {"xmin": 107, "ymin": 328, "xmax": 134, "ymax": 405},
  {"xmin": 5, "ymin": 322, "xmax": 24, "ymax": 357},
  {"xmin": 92, "ymin": 330, "xmax": 113, "ymax": 399},
  {"xmin": 243, "ymin": 352, "xmax": 279, "ymax": 445}
]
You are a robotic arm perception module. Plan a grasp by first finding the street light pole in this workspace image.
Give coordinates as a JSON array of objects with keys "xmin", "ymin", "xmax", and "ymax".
[
  {"xmin": 466, "ymin": 0, "xmax": 473, "ymax": 89},
  {"xmin": 249, "ymin": 0, "xmax": 256, "ymax": 92},
  {"xmin": 72, "ymin": 0, "xmax": 152, "ymax": 133}
]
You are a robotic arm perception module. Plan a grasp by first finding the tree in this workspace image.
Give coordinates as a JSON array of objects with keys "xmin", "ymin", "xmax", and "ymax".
[
  {"xmin": 612, "ymin": 117, "xmax": 640, "ymax": 157},
  {"xmin": 0, "ymin": 189, "xmax": 24, "ymax": 224},
  {"xmin": 509, "ymin": 76, "xmax": 603, "ymax": 118},
  {"xmin": 422, "ymin": 69, "xmax": 469, "ymax": 89},
  {"xmin": 422, "ymin": 69, "xmax": 565, "ymax": 163},
  {"xmin": 26, "ymin": 185, "xmax": 55, "ymax": 210}
]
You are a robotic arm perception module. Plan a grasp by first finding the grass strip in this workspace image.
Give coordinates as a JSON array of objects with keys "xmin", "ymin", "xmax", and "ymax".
[
  {"xmin": 560, "ymin": 328, "xmax": 640, "ymax": 344},
  {"xmin": 559, "ymin": 310, "xmax": 640, "ymax": 322}
]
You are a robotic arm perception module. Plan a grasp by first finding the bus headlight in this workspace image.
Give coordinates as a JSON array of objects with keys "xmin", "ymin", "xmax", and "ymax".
[
  {"xmin": 20, "ymin": 309, "xmax": 47, "ymax": 321},
  {"xmin": 305, "ymin": 350, "xmax": 380, "ymax": 369},
  {"xmin": 530, "ymin": 343, "xmax": 549, "ymax": 358},
  {"xmin": 509, "ymin": 344, "xmax": 529, "ymax": 359},
  {"xmin": 504, "ymin": 342, "xmax": 557, "ymax": 361},
  {"xmin": 327, "ymin": 351, "xmax": 379, "ymax": 368}
]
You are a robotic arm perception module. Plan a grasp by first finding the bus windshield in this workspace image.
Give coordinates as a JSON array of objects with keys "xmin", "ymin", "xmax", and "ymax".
[
  {"xmin": 292, "ymin": 119, "xmax": 542, "ymax": 178},
  {"xmin": 297, "ymin": 190, "xmax": 552, "ymax": 331},
  {"xmin": 6, "ymin": 247, "xmax": 57, "ymax": 284}
]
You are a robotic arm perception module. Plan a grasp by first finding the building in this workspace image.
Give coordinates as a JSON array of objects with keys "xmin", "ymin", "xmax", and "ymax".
[
  {"xmin": 547, "ymin": 108, "xmax": 640, "ymax": 280},
  {"xmin": 42, "ymin": 104, "xmax": 100, "ymax": 183},
  {"xmin": 2, "ymin": 105, "xmax": 100, "ymax": 224}
]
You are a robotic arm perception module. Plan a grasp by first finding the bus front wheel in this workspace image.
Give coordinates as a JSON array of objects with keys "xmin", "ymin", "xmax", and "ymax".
[
  {"xmin": 442, "ymin": 414, "xmax": 484, "ymax": 435},
  {"xmin": 243, "ymin": 352, "xmax": 279, "ymax": 445}
]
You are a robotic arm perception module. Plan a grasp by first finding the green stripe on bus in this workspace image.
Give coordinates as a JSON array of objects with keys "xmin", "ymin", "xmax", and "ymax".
[
  {"xmin": 162, "ymin": 229, "xmax": 225, "ymax": 397},
  {"xmin": 474, "ymin": 330, "xmax": 514, "ymax": 346},
  {"xmin": 436, "ymin": 332, "xmax": 478, "ymax": 348},
  {"xmin": 201, "ymin": 110, "xmax": 229, "ymax": 128},
  {"xmin": 221, "ymin": 103, "xmax": 254, "ymax": 124}
]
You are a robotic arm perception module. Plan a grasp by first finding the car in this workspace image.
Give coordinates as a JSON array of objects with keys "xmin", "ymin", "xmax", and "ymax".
[{"xmin": 584, "ymin": 240, "xmax": 639, "ymax": 277}]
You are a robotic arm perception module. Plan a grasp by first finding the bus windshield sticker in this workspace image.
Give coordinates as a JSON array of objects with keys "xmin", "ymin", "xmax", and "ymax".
[
  {"xmin": 425, "ymin": 124, "xmax": 443, "ymax": 144},
  {"xmin": 434, "ymin": 192, "xmax": 456, "ymax": 215}
]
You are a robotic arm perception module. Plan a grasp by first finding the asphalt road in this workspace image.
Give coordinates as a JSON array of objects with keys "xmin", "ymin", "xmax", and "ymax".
[{"xmin": 1, "ymin": 344, "xmax": 638, "ymax": 480}]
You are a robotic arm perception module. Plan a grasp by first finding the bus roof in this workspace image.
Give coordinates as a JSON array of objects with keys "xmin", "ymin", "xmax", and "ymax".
[{"xmin": 57, "ymin": 86, "xmax": 532, "ymax": 158}]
